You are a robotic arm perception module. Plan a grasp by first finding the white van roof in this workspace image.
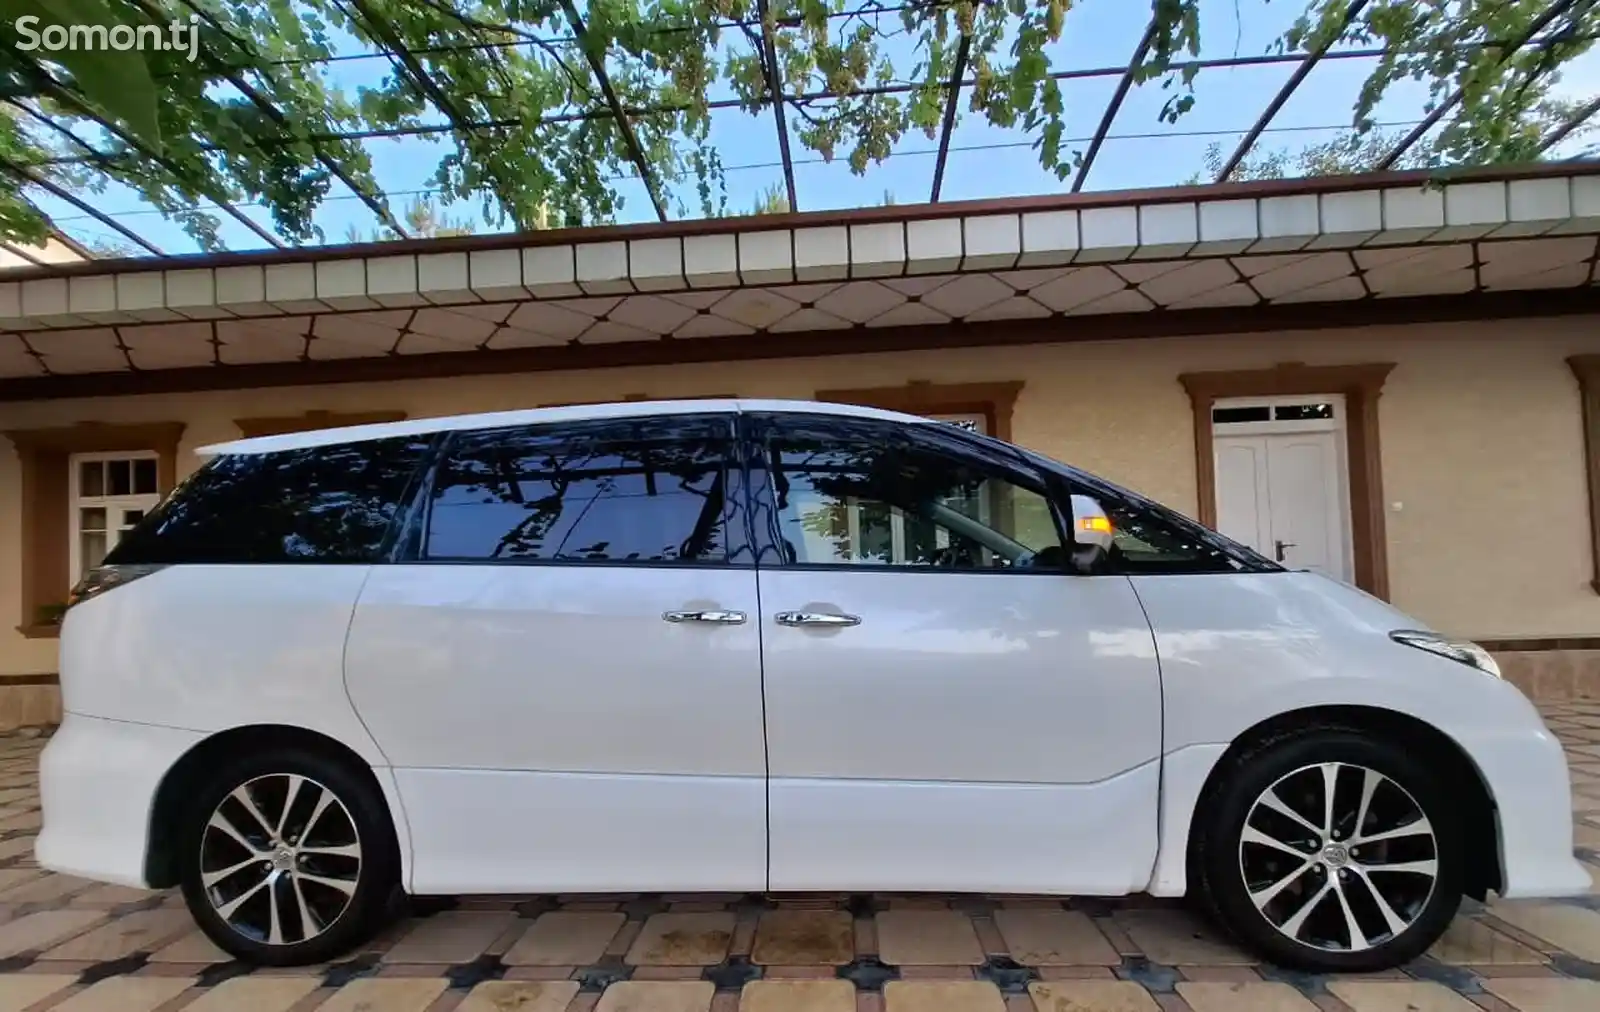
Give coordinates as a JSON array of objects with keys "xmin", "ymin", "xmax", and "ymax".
[{"xmin": 196, "ymin": 398, "xmax": 940, "ymax": 456}]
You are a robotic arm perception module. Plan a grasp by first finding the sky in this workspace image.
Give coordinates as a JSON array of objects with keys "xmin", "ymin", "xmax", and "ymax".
[{"xmin": 28, "ymin": 0, "xmax": 1600, "ymax": 256}]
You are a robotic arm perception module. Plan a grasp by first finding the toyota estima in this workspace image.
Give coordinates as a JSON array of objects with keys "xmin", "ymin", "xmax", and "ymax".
[{"xmin": 37, "ymin": 399, "xmax": 1587, "ymax": 970}]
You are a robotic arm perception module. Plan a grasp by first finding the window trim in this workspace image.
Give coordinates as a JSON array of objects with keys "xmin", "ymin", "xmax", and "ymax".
[
  {"xmin": 3, "ymin": 421, "xmax": 186, "ymax": 638},
  {"xmin": 410, "ymin": 413, "xmax": 751, "ymax": 569},
  {"xmin": 67, "ymin": 450, "xmax": 162, "ymax": 583},
  {"xmin": 744, "ymin": 411, "xmax": 1070, "ymax": 575}
]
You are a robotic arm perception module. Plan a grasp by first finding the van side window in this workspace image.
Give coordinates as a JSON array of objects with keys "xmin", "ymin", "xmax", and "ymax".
[
  {"xmin": 761, "ymin": 421, "xmax": 1064, "ymax": 571},
  {"xmin": 424, "ymin": 417, "xmax": 733, "ymax": 565},
  {"xmin": 104, "ymin": 436, "xmax": 435, "ymax": 565}
]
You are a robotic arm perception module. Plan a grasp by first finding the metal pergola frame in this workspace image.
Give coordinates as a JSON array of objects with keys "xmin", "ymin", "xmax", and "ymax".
[{"xmin": 1, "ymin": 1, "xmax": 1596, "ymax": 262}]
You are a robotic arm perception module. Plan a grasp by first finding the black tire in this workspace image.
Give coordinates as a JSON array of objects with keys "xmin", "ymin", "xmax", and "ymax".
[
  {"xmin": 177, "ymin": 747, "xmax": 399, "ymax": 966},
  {"xmin": 1191, "ymin": 726, "xmax": 1464, "ymax": 973}
]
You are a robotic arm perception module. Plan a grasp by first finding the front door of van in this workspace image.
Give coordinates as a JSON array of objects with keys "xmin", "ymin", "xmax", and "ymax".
[
  {"xmin": 747, "ymin": 413, "xmax": 1164, "ymax": 894},
  {"xmin": 343, "ymin": 413, "xmax": 767, "ymax": 895}
]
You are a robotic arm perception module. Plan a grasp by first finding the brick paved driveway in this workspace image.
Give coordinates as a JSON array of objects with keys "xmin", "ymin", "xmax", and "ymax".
[{"xmin": 0, "ymin": 705, "xmax": 1596, "ymax": 1012}]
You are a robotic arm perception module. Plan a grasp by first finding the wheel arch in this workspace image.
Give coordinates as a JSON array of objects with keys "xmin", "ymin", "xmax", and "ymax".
[
  {"xmin": 143, "ymin": 723, "xmax": 404, "ymax": 890},
  {"xmin": 1184, "ymin": 703, "xmax": 1503, "ymax": 901}
]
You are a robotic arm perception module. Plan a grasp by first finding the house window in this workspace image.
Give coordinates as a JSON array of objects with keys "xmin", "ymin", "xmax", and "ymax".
[
  {"xmin": 928, "ymin": 412, "xmax": 988, "ymax": 435},
  {"xmin": 70, "ymin": 452, "xmax": 161, "ymax": 579}
]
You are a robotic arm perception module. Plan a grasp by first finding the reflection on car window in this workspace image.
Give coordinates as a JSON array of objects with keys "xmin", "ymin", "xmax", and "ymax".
[
  {"xmin": 426, "ymin": 419, "xmax": 731, "ymax": 564},
  {"xmin": 105, "ymin": 437, "xmax": 435, "ymax": 565},
  {"xmin": 767, "ymin": 429, "xmax": 1062, "ymax": 570}
]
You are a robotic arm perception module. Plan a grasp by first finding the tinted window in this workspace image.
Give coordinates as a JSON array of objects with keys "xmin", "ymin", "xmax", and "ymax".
[
  {"xmin": 425, "ymin": 418, "xmax": 732, "ymax": 564},
  {"xmin": 105, "ymin": 436, "xmax": 435, "ymax": 565},
  {"xmin": 765, "ymin": 424, "xmax": 1062, "ymax": 570}
]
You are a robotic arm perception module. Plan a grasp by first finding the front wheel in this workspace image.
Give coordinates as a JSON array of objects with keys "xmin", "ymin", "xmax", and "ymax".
[
  {"xmin": 1192, "ymin": 728, "xmax": 1464, "ymax": 972},
  {"xmin": 177, "ymin": 748, "xmax": 398, "ymax": 966}
]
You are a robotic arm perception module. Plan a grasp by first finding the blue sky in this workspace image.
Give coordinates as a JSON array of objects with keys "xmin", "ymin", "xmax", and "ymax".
[{"xmin": 30, "ymin": 0, "xmax": 1600, "ymax": 255}]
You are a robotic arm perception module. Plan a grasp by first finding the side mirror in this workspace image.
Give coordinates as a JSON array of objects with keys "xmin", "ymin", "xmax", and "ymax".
[{"xmin": 1068, "ymin": 493, "xmax": 1114, "ymax": 574}]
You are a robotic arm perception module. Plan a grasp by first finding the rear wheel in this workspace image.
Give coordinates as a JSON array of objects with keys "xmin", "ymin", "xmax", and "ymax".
[
  {"xmin": 177, "ymin": 749, "xmax": 397, "ymax": 966},
  {"xmin": 1193, "ymin": 728, "xmax": 1463, "ymax": 972}
]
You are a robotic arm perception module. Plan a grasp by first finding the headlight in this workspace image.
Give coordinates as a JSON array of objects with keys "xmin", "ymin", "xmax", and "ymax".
[{"xmin": 1390, "ymin": 630, "xmax": 1501, "ymax": 678}]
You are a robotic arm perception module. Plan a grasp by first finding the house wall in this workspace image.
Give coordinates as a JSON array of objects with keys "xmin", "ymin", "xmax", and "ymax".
[{"xmin": 1, "ymin": 315, "xmax": 1597, "ymax": 712}]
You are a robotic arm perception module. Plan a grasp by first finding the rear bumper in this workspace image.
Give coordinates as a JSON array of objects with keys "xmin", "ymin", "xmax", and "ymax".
[
  {"xmin": 35, "ymin": 713, "xmax": 202, "ymax": 889},
  {"xmin": 1465, "ymin": 717, "xmax": 1592, "ymax": 899}
]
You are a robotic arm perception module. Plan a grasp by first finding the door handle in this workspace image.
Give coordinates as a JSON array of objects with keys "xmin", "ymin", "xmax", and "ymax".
[
  {"xmin": 776, "ymin": 611, "xmax": 861, "ymax": 628},
  {"xmin": 662, "ymin": 610, "xmax": 747, "ymax": 625},
  {"xmin": 1274, "ymin": 540, "xmax": 1296, "ymax": 562}
]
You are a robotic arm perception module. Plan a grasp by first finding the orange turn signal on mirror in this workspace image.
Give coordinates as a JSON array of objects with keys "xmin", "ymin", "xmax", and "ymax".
[{"xmin": 1079, "ymin": 516, "xmax": 1113, "ymax": 535}]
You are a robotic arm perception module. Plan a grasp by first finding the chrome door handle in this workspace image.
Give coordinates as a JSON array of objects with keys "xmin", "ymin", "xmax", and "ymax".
[
  {"xmin": 663, "ymin": 610, "xmax": 747, "ymax": 625},
  {"xmin": 1274, "ymin": 540, "xmax": 1296, "ymax": 562},
  {"xmin": 776, "ymin": 611, "xmax": 861, "ymax": 628}
]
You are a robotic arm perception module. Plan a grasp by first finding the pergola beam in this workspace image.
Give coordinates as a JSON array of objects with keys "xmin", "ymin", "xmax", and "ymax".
[
  {"xmin": 753, "ymin": 0, "xmax": 799, "ymax": 212},
  {"xmin": 170, "ymin": 0, "xmax": 411, "ymax": 240},
  {"xmin": 929, "ymin": 33, "xmax": 973, "ymax": 203},
  {"xmin": 1378, "ymin": 0, "xmax": 1582, "ymax": 170},
  {"xmin": 1539, "ymin": 95, "xmax": 1600, "ymax": 154},
  {"xmin": 559, "ymin": 0, "xmax": 671, "ymax": 223},
  {"xmin": 11, "ymin": 57, "xmax": 284, "ymax": 250},
  {"xmin": 0, "ymin": 161, "xmax": 164, "ymax": 255},
  {"xmin": 1071, "ymin": 19, "xmax": 1159, "ymax": 193},
  {"xmin": 1217, "ymin": 0, "xmax": 1370, "ymax": 182}
]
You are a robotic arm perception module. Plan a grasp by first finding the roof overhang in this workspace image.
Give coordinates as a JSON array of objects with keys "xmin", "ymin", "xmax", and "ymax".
[{"xmin": 3, "ymin": 163, "xmax": 1599, "ymax": 401}]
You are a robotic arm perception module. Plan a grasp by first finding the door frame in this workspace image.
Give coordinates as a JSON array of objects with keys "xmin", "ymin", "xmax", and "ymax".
[
  {"xmin": 1210, "ymin": 393, "xmax": 1355, "ymax": 583},
  {"xmin": 1178, "ymin": 362, "xmax": 1396, "ymax": 600}
]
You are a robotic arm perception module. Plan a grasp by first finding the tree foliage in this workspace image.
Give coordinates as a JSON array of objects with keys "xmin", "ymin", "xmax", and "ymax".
[{"xmin": 1, "ymin": 0, "xmax": 1597, "ymax": 248}]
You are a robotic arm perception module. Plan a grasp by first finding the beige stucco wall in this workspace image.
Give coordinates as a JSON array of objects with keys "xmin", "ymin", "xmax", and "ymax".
[{"xmin": 2, "ymin": 314, "xmax": 1597, "ymax": 676}]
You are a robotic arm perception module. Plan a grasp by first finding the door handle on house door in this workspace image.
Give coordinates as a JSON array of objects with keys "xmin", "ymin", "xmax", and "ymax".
[
  {"xmin": 662, "ymin": 610, "xmax": 747, "ymax": 625},
  {"xmin": 776, "ymin": 611, "xmax": 861, "ymax": 628},
  {"xmin": 1274, "ymin": 540, "xmax": 1296, "ymax": 562}
]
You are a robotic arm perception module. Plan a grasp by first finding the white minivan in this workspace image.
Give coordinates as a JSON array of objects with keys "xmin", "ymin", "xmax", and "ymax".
[{"xmin": 36, "ymin": 399, "xmax": 1588, "ymax": 970}]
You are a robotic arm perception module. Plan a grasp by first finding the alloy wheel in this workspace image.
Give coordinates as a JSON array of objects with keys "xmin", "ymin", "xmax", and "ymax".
[
  {"xmin": 198, "ymin": 773, "xmax": 364, "ymax": 947},
  {"xmin": 1236, "ymin": 761, "xmax": 1439, "ymax": 954}
]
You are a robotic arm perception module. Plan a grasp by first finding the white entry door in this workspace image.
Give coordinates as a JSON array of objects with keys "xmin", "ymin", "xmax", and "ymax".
[{"xmin": 1212, "ymin": 395, "xmax": 1352, "ymax": 582}]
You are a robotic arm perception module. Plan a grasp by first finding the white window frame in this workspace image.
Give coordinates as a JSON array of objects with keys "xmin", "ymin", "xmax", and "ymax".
[{"xmin": 69, "ymin": 451, "xmax": 162, "ymax": 580}]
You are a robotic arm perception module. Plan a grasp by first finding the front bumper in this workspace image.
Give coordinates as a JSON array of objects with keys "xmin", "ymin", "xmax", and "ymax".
[
  {"xmin": 1464, "ymin": 715, "xmax": 1592, "ymax": 899},
  {"xmin": 35, "ymin": 713, "xmax": 203, "ymax": 889}
]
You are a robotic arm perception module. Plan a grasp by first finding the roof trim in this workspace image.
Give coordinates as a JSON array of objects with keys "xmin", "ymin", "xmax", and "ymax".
[
  {"xmin": 5, "ymin": 160, "xmax": 1598, "ymax": 283},
  {"xmin": 197, "ymin": 397, "xmax": 933, "ymax": 455},
  {"xmin": 5, "ymin": 285, "xmax": 1595, "ymax": 403}
]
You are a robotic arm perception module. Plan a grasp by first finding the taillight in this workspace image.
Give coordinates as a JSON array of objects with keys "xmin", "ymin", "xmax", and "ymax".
[{"xmin": 66, "ymin": 564, "xmax": 168, "ymax": 610}]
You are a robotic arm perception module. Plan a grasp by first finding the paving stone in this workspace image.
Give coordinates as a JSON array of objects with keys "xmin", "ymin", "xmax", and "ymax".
[
  {"xmin": 626, "ymin": 912, "xmax": 736, "ymax": 966},
  {"xmin": 0, "ymin": 909, "xmax": 105, "ymax": 957},
  {"xmin": 875, "ymin": 911, "xmax": 984, "ymax": 966},
  {"xmin": 317, "ymin": 977, "xmax": 450, "ymax": 1012},
  {"xmin": 0, "ymin": 973, "xmax": 74, "ymax": 1011},
  {"xmin": 384, "ymin": 910, "xmax": 518, "ymax": 964},
  {"xmin": 1176, "ymin": 981, "xmax": 1317, "ymax": 1011},
  {"xmin": 992, "ymin": 910, "xmax": 1118, "ymax": 966},
  {"xmin": 0, "ymin": 872, "xmax": 94, "ymax": 905},
  {"xmin": 39, "ymin": 907, "xmax": 192, "ymax": 961},
  {"xmin": 505, "ymin": 911, "xmax": 626, "ymax": 966},
  {"xmin": 0, "ymin": 810, "xmax": 40, "ymax": 832},
  {"xmin": 1491, "ymin": 902, "xmax": 1600, "ymax": 962},
  {"xmin": 50, "ymin": 976, "xmax": 194, "ymax": 1012},
  {"xmin": 0, "ymin": 839, "xmax": 35, "ymax": 864},
  {"xmin": 148, "ymin": 929, "xmax": 230, "ymax": 963},
  {"xmin": 1026, "ymin": 980, "xmax": 1161, "ymax": 1011},
  {"xmin": 879, "ymin": 980, "xmax": 1002, "ymax": 1011},
  {"xmin": 181, "ymin": 976, "xmax": 323, "ymax": 1012},
  {"xmin": 0, "ymin": 871, "xmax": 41, "ymax": 895},
  {"xmin": 1482, "ymin": 977, "xmax": 1600, "ymax": 1010},
  {"xmin": 1428, "ymin": 916, "xmax": 1545, "ymax": 965},
  {"xmin": 594, "ymin": 980, "xmax": 715, "ymax": 1012},
  {"xmin": 457, "ymin": 980, "xmax": 582, "ymax": 1012},
  {"xmin": 1110, "ymin": 909, "xmax": 1254, "ymax": 965},
  {"xmin": 751, "ymin": 910, "xmax": 854, "ymax": 965},
  {"xmin": 739, "ymin": 979, "xmax": 856, "ymax": 1012},
  {"xmin": 1324, "ymin": 981, "xmax": 1482, "ymax": 1011},
  {"xmin": 67, "ymin": 884, "xmax": 161, "ymax": 908}
]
